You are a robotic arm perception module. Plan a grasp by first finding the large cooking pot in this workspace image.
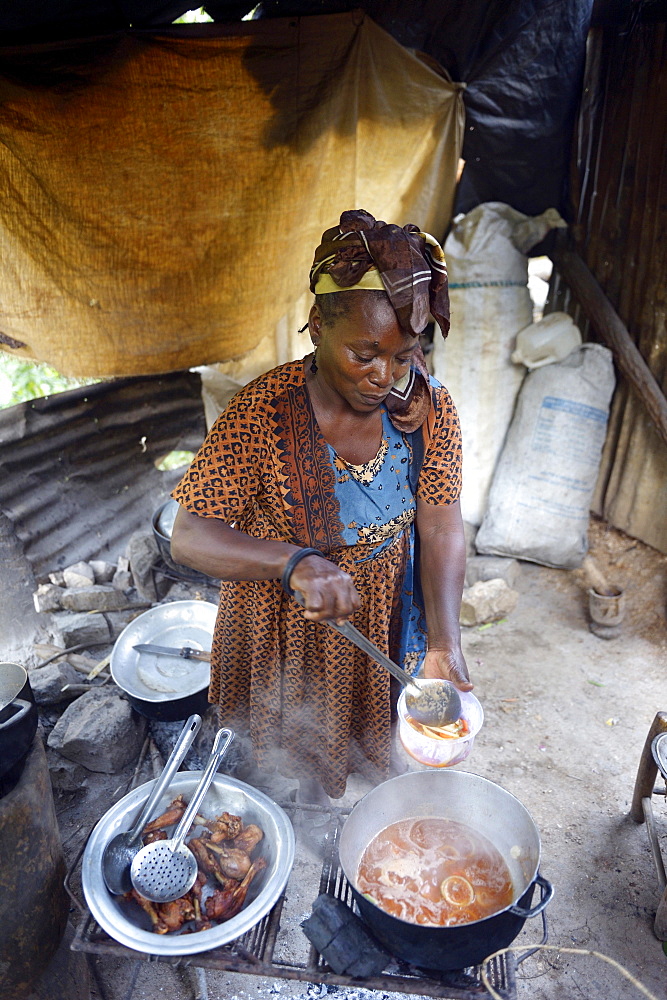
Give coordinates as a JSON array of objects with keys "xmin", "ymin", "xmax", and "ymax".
[
  {"xmin": 111, "ymin": 601, "xmax": 216, "ymax": 721},
  {"xmin": 339, "ymin": 770, "xmax": 553, "ymax": 972},
  {"xmin": 0, "ymin": 663, "xmax": 38, "ymax": 791}
]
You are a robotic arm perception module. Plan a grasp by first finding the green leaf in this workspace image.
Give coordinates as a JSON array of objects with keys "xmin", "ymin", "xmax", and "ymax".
[
  {"xmin": 477, "ymin": 618, "xmax": 508, "ymax": 632},
  {"xmin": 0, "ymin": 355, "xmax": 97, "ymax": 409},
  {"xmin": 587, "ymin": 679, "xmax": 606, "ymax": 687}
]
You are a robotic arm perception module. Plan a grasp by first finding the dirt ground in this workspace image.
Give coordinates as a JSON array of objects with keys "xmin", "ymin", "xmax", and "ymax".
[{"xmin": 10, "ymin": 516, "xmax": 667, "ymax": 1000}]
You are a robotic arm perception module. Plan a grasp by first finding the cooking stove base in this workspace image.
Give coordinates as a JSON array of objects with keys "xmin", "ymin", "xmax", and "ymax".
[{"xmin": 69, "ymin": 804, "xmax": 545, "ymax": 1000}]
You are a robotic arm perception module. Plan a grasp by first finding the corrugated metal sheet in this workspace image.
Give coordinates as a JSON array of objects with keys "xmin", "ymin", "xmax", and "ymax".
[
  {"xmin": 0, "ymin": 371, "xmax": 206, "ymax": 576},
  {"xmin": 550, "ymin": 17, "xmax": 667, "ymax": 553}
]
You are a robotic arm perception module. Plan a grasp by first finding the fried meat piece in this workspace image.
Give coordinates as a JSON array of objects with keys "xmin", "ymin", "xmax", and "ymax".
[
  {"xmin": 194, "ymin": 810, "xmax": 243, "ymax": 843},
  {"xmin": 190, "ymin": 871, "xmax": 213, "ymax": 932},
  {"xmin": 205, "ymin": 857, "xmax": 267, "ymax": 922},
  {"xmin": 142, "ymin": 828, "xmax": 168, "ymax": 845},
  {"xmin": 127, "ymin": 888, "xmax": 168, "ymax": 934},
  {"xmin": 205, "ymin": 842, "xmax": 252, "ymax": 880},
  {"xmin": 233, "ymin": 824, "xmax": 264, "ymax": 854},
  {"xmin": 157, "ymin": 895, "xmax": 196, "ymax": 933},
  {"xmin": 143, "ymin": 794, "xmax": 187, "ymax": 833},
  {"xmin": 189, "ymin": 836, "xmax": 218, "ymax": 877}
]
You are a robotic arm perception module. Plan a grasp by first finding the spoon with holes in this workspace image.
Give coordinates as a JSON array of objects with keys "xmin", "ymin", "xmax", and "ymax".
[
  {"xmin": 102, "ymin": 713, "xmax": 202, "ymax": 895},
  {"xmin": 130, "ymin": 727, "xmax": 234, "ymax": 903}
]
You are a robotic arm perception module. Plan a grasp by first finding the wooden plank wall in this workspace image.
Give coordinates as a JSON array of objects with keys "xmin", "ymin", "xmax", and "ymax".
[{"xmin": 550, "ymin": 17, "xmax": 667, "ymax": 553}]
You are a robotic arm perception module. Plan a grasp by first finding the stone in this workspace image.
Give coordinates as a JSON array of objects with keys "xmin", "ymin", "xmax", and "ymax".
[
  {"xmin": 105, "ymin": 609, "xmax": 146, "ymax": 640},
  {"xmin": 60, "ymin": 585, "xmax": 127, "ymax": 613},
  {"xmin": 126, "ymin": 531, "xmax": 160, "ymax": 602},
  {"xmin": 62, "ymin": 561, "xmax": 95, "ymax": 589},
  {"xmin": 112, "ymin": 568, "xmax": 133, "ymax": 592},
  {"xmin": 460, "ymin": 578, "xmax": 519, "ymax": 627},
  {"xmin": 47, "ymin": 688, "xmax": 147, "ymax": 773},
  {"xmin": 465, "ymin": 555, "xmax": 521, "ymax": 589},
  {"xmin": 48, "ymin": 571, "xmax": 65, "ymax": 586},
  {"xmin": 89, "ymin": 559, "xmax": 116, "ymax": 584},
  {"xmin": 33, "ymin": 583, "xmax": 64, "ymax": 614},
  {"xmin": 29, "ymin": 662, "xmax": 80, "ymax": 705},
  {"xmin": 51, "ymin": 611, "xmax": 111, "ymax": 647},
  {"xmin": 46, "ymin": 751, "xmax": 90, "ymax": 793}
]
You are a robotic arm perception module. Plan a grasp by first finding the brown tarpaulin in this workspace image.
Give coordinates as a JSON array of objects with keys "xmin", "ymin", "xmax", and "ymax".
[{"xmin": 0, "ymin": 13, "xmax": 464, "ymax": 377}]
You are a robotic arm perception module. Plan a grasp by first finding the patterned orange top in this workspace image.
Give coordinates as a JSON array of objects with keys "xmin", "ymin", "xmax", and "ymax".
[{"xmin": 172, "ymin": 359, "xmax": 462, "ymax": 797}]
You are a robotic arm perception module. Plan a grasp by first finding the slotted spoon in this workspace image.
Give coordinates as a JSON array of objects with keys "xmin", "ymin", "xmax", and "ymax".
[
  {"xmin": 102, "ymin": 713, "xmax": 202, "ymax": 895},
  {"xmin": 130, "ymin": 727, "xmax": 234, "ymax": 903}
]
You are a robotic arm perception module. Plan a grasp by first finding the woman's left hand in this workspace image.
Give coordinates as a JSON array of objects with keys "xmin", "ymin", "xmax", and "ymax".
[{"xmin": 423, "ymin": 646, "xmax": 473, "ymax": 691}]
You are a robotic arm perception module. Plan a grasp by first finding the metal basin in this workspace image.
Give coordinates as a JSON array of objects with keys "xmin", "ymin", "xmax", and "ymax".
[
  {"xmin": 82, "ymin": 772, "xmax": 295, "ymax": 956},
  {"xmin": 111, "ymin": 600, "xmax": 216, "ymax": 721}
]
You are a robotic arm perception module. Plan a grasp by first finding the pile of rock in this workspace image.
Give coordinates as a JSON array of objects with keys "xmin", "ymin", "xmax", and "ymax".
[
  {"xmin": 27, "ymin": 535, "xmax": 221, "ymax": 786},
  {"xmin": 30, "ymin": 553, "xmax": 154, "ymax": 710}
]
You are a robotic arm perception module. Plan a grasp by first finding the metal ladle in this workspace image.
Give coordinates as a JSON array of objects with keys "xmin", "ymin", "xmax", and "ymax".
[
  {"xmin": 130, "ymin": 727, "xmax": 234, "ymax": 903},
  {"xmin": 292, "ymin": 586, "xmax": 463, "ymax": 727},
  {"xmin": 102, "ymin": 713, "xmax": 202, "ymax": 895},
  {"xmin": 326, "ymin": 617, "xmax": 462, "ymax": 727}
]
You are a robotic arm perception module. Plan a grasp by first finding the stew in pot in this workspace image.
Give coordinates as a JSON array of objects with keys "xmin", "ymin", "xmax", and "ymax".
[{"xmin": 357, "ymin": 817, "xmax": 513, "ymax": 927}]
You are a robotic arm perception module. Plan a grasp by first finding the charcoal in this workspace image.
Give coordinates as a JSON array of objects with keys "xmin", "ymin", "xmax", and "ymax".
[{"xmin": 301, "ymin": 893, "xmax": 389, "ymax": 977}]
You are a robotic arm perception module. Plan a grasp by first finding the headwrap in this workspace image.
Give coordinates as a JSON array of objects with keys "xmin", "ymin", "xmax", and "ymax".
[{"xmin": 309, "ymin": 209, "xmax": 449, "ymax": 433}]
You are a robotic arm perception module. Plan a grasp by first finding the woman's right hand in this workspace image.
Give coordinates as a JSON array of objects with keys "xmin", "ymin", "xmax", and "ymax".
[{"xmin": 288, "ymin": 553, "xmax": 361, "ymax": 623}]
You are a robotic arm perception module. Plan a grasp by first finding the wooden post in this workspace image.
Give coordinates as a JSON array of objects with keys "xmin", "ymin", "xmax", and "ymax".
[
  {"xmin": 551, "ymin": 243, "xmax": 667, "ymax": 449},
  {"xmin": 630, "ymin": 711, "xmax": 667, "ymax": 823}
]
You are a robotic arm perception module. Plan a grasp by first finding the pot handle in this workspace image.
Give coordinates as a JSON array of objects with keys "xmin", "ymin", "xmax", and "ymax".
[
  {"xmin": 508, "ymin": 872, "xmax": 554, "ymax": 919},
  {"xmin": 0, "ymin": 698, "xmax": 31, "ymax": 731}
]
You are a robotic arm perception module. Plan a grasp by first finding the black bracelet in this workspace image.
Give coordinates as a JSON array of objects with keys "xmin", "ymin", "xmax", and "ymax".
[{"xmin": 281, "ymin": 547, "xmax": 325, "ymax": 597}]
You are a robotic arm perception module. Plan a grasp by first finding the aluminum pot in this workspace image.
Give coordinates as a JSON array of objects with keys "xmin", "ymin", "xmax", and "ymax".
[
  {"xmin": 111, "ymin": 601, "xmax": 215, "ymax": 721},
  {"xmin": 152, "ymin": 500, "xmax": 215, "ymax": 585},
  {"xmin": 120, "ymin": 685, "xmax": 210, "ymax": 723},
  {"xmin": 0, "ymin": 663, "xmax": 38, "ymax": 786},
  {"xmin": 338, "ymin": 770, "xmax": 553, "ymax": 971}
]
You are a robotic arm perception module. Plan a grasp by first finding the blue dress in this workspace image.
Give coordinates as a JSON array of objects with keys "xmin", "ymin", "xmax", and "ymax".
[{"xmin": 326, "ymin": 406, "xmax": 427, "ymax": 675}]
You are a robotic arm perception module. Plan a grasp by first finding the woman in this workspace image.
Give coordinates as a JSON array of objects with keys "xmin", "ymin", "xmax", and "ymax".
[{"xmin": 171, "ymin": 209, "xmax": 471, "ymax": 799}]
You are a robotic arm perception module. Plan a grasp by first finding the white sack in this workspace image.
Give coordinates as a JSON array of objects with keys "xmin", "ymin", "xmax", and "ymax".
[
  {"xmin": 432, "ymin": 202, "xmax": 567, "ymax": 526},
  {"xmin": 475, "ymin": 344, "xmax": 615, "ymax": 569}
]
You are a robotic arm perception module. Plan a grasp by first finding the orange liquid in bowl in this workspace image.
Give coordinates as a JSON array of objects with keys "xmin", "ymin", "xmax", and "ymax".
[{"xmin": 356, "ymin": 818, "xmax": 513, "ymax": 927}]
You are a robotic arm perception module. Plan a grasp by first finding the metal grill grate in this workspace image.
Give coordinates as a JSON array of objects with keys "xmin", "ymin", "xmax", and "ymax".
[{"xmin": 69, "ymin": 804, "xmax": 520, "ymax": 999}]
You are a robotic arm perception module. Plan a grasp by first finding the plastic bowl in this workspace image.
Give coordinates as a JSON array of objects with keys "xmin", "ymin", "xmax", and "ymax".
[{"xmin": 397, "ymin": 688, "xmax": 483, "ymax": 767}]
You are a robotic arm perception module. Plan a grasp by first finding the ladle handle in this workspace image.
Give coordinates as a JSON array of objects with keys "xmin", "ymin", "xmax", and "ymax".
[
  {"xmin": 291, "ymin": 590, "xmax": 420, "ymax": 693},
  {"xmin": 323, "ymin": 618, "xmax": 420, "ymax": 695},
  {"xmin": 170, "ymin": 728, "xmax": 234, "ymax": 851},
  {"xmin": 126, "ymin": 714, "xmax": 202, "ymax": 844}
]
